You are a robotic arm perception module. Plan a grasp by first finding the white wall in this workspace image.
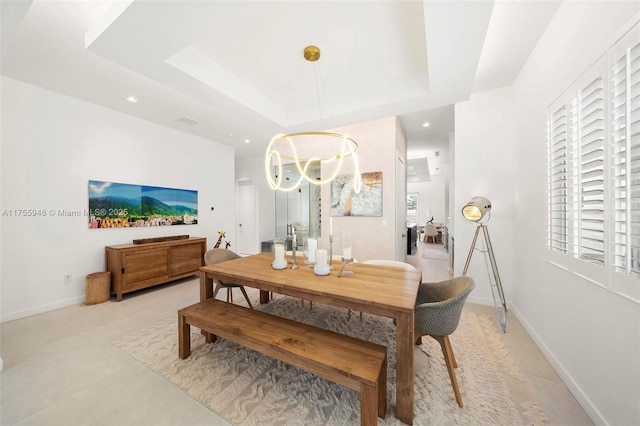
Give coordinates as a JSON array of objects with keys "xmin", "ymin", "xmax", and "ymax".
[
  {"xmin": 408, "ymin": 174, "xmax": 446, "ymax": 226},
  {"xmin": 0, "ymin": 76, "xmax": 236, "ymax": 322},
  {"xmin": 235, "ymin": 155, "xmax": 277, "ymax": 253},
  {"xmin": 320, "ymin": 117, "xmax": 401, "ymax": 262},
  {"xmin": 453, "ymin": 86, "xmax": 515, "ymax": 308},
  {"xmin": 509, "ymin": 4, "xmax": 640, "ymax": 425}
]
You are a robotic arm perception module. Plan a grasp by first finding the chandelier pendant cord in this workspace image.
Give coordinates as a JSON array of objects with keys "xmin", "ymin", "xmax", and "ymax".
[
  {"xmin": 265, "ymin": 45, "xmax": 361, "ymax": 193},
  {"xmin": 285, "ymin": 60, "xmax": 306, "ymax": 125},
  {"xmin": 313, "ymin": 62, "xmax": 324, "ymax": 130}
]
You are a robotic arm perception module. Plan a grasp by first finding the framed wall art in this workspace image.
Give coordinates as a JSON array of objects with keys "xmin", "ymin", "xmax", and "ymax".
[
  {"xmin": 88, "ymin": 180, "xmax": 198, "ymax": 229},
  {"xmin": 331, "ymin": 171, "xmax": 382, "ymax": 217}
]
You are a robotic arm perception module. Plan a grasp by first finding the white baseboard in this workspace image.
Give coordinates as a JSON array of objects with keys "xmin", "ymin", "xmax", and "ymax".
[
  {"xmin": 509, "ymin": 304, "xmax": 604, "ymax": 425},
  {"xmin": 1, "ymin": 295, "xmax": 85, "ymax": 323}
]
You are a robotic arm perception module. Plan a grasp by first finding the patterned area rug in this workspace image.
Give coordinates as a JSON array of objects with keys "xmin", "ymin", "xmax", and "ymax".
[{"xmin": 114, "ymin": 294, "xmax": 548, "ymax": 425}]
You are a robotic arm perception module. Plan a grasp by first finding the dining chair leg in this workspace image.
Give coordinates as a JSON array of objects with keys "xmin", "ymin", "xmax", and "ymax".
[
  {"xmin": 213, "ymin": 284, "xmax": 222, "ymax": 299},
  {"xmin": 239, "ymin": 286, "xmax": 253, "ymax": 309},
  {"xmin": 434, "ymin": 335, "xmax": 463, "ymax": 407},
  {"xmin": 444, "ymin": 334, "xmax": 458, "ymax": 368}
]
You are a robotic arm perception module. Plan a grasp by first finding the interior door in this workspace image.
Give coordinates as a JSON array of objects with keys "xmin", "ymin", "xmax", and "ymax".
[
  {"xmin": 237, "ymin": 179, "xmax": 257, "ymax": 255},
  {"xmin": 396, "ymin": 152, "xmax": 407, "ymax": 261}
]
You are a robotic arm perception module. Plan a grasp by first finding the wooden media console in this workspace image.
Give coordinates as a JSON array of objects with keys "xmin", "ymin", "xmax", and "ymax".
[{"xmin": 105, "ymin": 236, "xmax": 206, "ymax": 301}]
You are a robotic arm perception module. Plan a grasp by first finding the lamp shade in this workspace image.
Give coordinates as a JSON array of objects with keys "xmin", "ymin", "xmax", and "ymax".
[{"xmin": 462, "ymin": 196, "xmax": 492, "ymax": 222}]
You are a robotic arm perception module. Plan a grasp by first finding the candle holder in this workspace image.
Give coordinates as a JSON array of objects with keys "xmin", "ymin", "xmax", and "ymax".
[
  {"xmin": 338, "ymin": 258, "xmax": 354, "ymax": 277},
  {"xmin": 272, "ymin": 238, "xmax": 287, "ymax": 270},
  {"xmin": 338, "ymin": 231, "xmax": 354, "ymax": 277},
  {"xmin": 313, "ymin": 249, "xmax": 330, "ymax": 276},
  {"xmin": 303, "ymin": 237, "xmax": 317, "ymax": 269},
  {"xmin": 328, "ymin": 234, "xmax": 335, "ymax": 271},
  {"xmin": 290, "ymin": 234, "xmax": 299, "ymax": 270}
]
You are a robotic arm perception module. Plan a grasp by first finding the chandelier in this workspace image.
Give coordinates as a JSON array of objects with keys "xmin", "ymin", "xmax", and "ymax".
[{"xmin": 265, "ymin": 46, "xmax": 362, "ymax": 193}]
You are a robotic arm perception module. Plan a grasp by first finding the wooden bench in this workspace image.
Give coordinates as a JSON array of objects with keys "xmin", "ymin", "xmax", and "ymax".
[{"xmin": 178, "ymin": 299, "xmax": 387, "ymax": 425}]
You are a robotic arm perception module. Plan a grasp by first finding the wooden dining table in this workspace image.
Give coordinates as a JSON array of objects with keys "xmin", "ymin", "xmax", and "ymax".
[{"xmin": 199, "ymin": 251, "xmax": 422, "ymax": 425}]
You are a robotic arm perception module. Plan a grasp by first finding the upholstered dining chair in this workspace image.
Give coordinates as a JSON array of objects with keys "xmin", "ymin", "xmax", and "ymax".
[
  {"xmin": 204, "ymin": 249, "xmax": 253, "ymax": 309},
  {"xmin": 355, "ymin": 260, "xmax": 417, "ymax": 320},
  {"xmin": 424, "ymin": 223, "xmax": 439, "ymax": 243},
  {"xmin": 414, "ymin": 276, "xmax": 475, "ymax": 407}
]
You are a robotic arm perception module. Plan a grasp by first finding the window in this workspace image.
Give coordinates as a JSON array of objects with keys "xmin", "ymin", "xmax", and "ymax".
[{"xmin": 545, "ymin": 23, "xmax": 640, "ymax": 302}]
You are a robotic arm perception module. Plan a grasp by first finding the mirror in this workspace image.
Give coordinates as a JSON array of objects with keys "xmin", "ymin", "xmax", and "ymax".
[{"xmin": 274, "ymin": 163, "xmax": 321, "ymax": 248}]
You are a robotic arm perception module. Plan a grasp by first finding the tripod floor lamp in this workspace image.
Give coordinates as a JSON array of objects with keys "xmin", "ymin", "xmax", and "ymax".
[{"xmin": 461, "ymin": 197, "xmax": 508, "ymax": 332}]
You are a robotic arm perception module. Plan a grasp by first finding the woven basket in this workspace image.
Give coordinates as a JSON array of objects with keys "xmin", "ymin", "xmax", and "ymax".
[{"xmin": 85, "ymin": 271, "xmax": 111, "ymax": 305}]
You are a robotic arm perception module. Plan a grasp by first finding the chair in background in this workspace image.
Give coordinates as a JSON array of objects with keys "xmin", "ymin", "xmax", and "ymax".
[
  {"xmin": 354, "ymin": 260, "xmax": 416, "ymax": 320},
  {"xmin": 414, "ymin": 276, "xmax": 475, "ymax": 407},
  {"xmin": 424, "ymin": 223, "xmax": 439, "ymax": 243},
  {"xmin": 204, "ymin": 249, "xmax": 253, "ymax": 309}
]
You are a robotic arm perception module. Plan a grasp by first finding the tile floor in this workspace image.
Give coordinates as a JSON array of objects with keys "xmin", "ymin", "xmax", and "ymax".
[{"xmin": 0, "ymin": 241, "xmax": 593, "ymax": 425}]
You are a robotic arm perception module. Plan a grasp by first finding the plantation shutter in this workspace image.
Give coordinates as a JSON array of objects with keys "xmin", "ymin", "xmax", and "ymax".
[
  {"xmin": 544, "ymin": 20, "xmax": 639, "ymax": 300},
  {"xmin": 610, "ymin": 40, "xmax": 640, "ymax": 277},
  {"xmin": 547, "ymin": 105, "xmax": 569, "ymax": 253},
  {"xmin": 574, "ymin": 77, "xmax": 605, "ymax": 265}
]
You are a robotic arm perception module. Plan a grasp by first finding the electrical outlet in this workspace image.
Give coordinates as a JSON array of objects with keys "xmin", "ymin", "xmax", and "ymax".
[{"xmin": 63, "ymin": 274, "xmax": 72, "ymax": 284}]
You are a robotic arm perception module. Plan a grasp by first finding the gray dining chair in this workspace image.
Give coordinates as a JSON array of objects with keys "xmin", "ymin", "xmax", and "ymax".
[
  {"xmin": 204, "ymin": 249, "xmax": 253, "ymax": 309},
  {"xmin": 414, "ymin": 276, "xmax": 475, "ymax": 407}
]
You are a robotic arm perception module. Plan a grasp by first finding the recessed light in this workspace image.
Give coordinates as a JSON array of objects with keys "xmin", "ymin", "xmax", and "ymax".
[
  {"xmin": 244, "ymin": 139, "xmax": 250, "ymax": 144},
  {"xmin": 227, "ymin": 134, "xmax": 233, "ymax": 137},
  {"xmin": 126, "ymin": 96, "xmax": 138, "ymax": 103},
  {"xmin": 422, "ymin": 122, "xmax": 430, "ymax": 128}
]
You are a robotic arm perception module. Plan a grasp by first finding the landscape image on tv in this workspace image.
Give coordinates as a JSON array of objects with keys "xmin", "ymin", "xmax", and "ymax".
[{"xmin": 88, "ymin": 180, "xmax": 198, "ymax": 229}]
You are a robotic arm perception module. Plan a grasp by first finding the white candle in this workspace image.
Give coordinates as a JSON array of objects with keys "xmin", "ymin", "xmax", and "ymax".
[
  {"xmin": 329, "ymin": 217, "xmax": 333, "ymax": 236},
  {"xmin": 307, "ymin": 238, "xmax": 317, "ymax": 263},
  {"xmin": 316, "ymin": 249, "xmax": 328, "ymax": 267},
  {"xmin": 343, "ymin": 246, "xmax": 352, "ymax": 260},
  {"xmin": 274, "ymin": 244, "xmax": 285, "ymax": 261}
]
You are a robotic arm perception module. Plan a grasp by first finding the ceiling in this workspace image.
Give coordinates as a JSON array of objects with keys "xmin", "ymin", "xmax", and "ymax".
[{"xmin": 0, "ymin": 0, "xmax": 561, "ymax": 179}]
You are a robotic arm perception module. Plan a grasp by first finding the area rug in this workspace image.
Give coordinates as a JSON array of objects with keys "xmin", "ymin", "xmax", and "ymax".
[{"xmin": 113, "ymin": 294, "xmax": 548, "ymax": 425}]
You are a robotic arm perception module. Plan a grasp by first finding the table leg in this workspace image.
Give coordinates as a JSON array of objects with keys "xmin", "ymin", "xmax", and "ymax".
[
  {"xmin": 199, "ymin": 271, "xmax": 215, "ymax": 341},
  {"xmin": 259, "ymin": 290, "xmax": 270, "ymax": 304},
  {"xmin": 396, "ymin": 311, "xmax": 414, "ymax": 425},
  {"xmin": 200, "ymin": 271, "xmax": 213, "ymax": 301}
]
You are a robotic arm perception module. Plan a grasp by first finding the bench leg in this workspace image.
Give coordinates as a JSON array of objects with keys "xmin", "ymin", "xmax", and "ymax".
[
  {"xmin": 178, "ymin": 313, "xmax": 191, "ymax": 359},
  {"xmin": 204, "ymin": 331, "xmax": 217, "ymax": 344},
  {"xmin": 378, "ymin": 355, "xmax": 387, "ymax": 419},
  {"xmin": 360, "ymin": 383, "xmax": 378, "ymax": 426}
]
